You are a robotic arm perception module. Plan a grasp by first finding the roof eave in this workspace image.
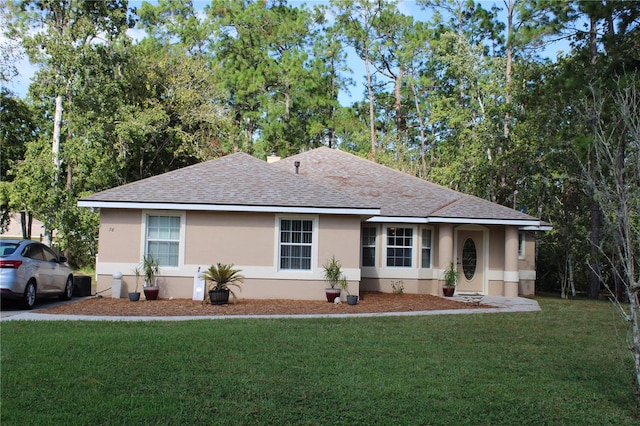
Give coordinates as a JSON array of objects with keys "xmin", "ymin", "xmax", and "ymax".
[
  {"xmin": 366, "ymin": 216, "xmax": 546, "ymax": 227},
  {"xmin": 77, "ymin": 200, "xmax": 380, "ymax": 216}
]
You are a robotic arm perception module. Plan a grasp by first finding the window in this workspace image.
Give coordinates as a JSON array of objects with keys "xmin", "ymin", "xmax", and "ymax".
[
  {"xmin": 279, "ymin": 219, "xmax": 313, "ymax": 270},
  {"xmin": 361, "ymin": 227, "xmax": 376, "ymax": 267},
  {"xmin": 518, "ymin": 232, "xmax": 525, "ymax": 259},
  {"xmin": 146, "ymin": 215, "xmax": 180, "ymax": 267},
  {"xmin": 386, "ymin": 227, "xmax": 413, "ymax": 267},
  {"xmin": 421, "ymin": 229, "xmax": 432, "ymax": 268}
]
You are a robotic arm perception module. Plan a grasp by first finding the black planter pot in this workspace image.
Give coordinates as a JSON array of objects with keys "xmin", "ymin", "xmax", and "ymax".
[
  {"xmin": 128, "ymin": 292, "xmax": 140, "ymax": 302},
  {"xmin": 442, "ymin": 287, "xmax": 455, "ymax": 297},
  {"xmin": 325, "ymin": 288, "xmax": 341, "ymax": 303},
  {"xmin": 347, "ymin": 295, "xmax": 358, "ymax": 305},
  {"xmin": 209, "ymin": 289, "xmax": 230, "ymax": 305}
]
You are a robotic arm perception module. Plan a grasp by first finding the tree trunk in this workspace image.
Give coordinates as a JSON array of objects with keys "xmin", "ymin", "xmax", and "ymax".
[
  {"xmin": 411, "ymin": 82, "xmax": 427, "ymax": 177},
  {"xmin": 52, "ymin": 94, "xmax": 63, "ymax": 175},
  {"xmin": 588, "ymin": 200, "xmax": 602, "ymax": 298},
  {"xmin": 364, "ymin": 53, "xmax": 376, "ymax": 158},
  {"xmin": 20, "ymin": 211, "xmax": 32, "ymax": 240},
  {"xmin": 587, "ymin": 15, "xmax": 602, "ymax": 299}
]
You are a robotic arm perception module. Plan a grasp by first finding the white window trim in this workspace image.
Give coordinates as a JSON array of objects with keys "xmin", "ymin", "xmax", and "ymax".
[
  {"xmin": 274, "ymin": 215, "xmax": 318, "ymax": 273},
  {"xmin": 420, "ymin": 226, "xmax": 434, "ymax": 269},
  {"xmin": 140, "ymin": 210, "xmax": 186, "ymax": 270},
  {"xmin": 383, "ymin": 224, "xmax": 418, "ymax": 269},
  {"xmin": 361, "ymin": 225, "xmax": 378, "ymax": 268}
]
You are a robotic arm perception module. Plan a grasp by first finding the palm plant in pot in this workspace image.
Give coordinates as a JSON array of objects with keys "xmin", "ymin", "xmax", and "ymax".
[
  {"xmin": 442, "ymin": 262, "xmax": 458, "ymax": 297},
  {"xmin": 341, "ymin": 277, "xmax": 358, "ymax": 305},
  {"xmin": 322, "ymin": 255, "xmax": 344, "ymax": 302},
  {"xmin": 141, "ymin": 255, "xmax": 160, "ymax": 300},
  {"xmin": 203, "ymin": 263, "xmax": 243, "ymax": 305},
  {"xmin": 128, "ymin": 266, "xmax": 142, "ymax": 301}
]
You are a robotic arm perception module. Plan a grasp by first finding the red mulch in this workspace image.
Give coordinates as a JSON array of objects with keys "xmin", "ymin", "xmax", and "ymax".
[{"xmin": 39, "ymin": 292, "xmax": 488, "ymax": 317}]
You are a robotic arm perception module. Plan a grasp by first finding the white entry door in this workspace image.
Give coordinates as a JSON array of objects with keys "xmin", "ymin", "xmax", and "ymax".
[{"xmin": 456, "ymin": 230, "xmax": 485, "ymax": 294}]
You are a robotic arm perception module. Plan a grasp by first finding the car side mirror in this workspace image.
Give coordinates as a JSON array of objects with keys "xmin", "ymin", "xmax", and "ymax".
[{"xmin": 59, "ymin": 256, "xmax": 68, "ymax": 263}]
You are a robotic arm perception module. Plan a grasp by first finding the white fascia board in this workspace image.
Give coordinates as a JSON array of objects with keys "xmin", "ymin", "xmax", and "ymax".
[
  {"xmin": 427, "ymin": 217, "xmax": 542, "ymax": 226},
  {"xmin": 77, "ymin": 200, "xmax": 380, "ymax": 216},
  {"xmin": 520, "ymin": 225, "xmax": 553, "ymax": 231},
  {"xmin": 365, "ymin": 216, "xmax": 429, "ymax": 224},
  {"xmin": 365, "ymin": 216, "xmax": 542, "ymax": 226}
]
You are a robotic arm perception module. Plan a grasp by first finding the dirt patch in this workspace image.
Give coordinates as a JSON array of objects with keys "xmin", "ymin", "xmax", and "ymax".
[{"xmin": 39, "ymin": 292, "xmax": 489, "ymax": 317}]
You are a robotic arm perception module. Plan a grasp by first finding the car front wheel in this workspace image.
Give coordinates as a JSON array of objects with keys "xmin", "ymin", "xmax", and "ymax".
[
  {"xmin": 60, "ymin": 276, "xmax": 73, "ymax": 301},
  {"xmin": 23, "ymin": 281, "xmax": 36, "ymax": 310}
]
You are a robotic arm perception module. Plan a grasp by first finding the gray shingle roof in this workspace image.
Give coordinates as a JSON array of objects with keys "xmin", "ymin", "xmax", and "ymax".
[
  {"xmin": 271, "ymin": 147, "xmax": 539, "ymax": 222},
  {"xmin": 80, "ymin": 147, "xmax": 541, "ymax": 223},
  {"xmin": 79, "ymin": 152, "xmax": 377, "ymax": 211}
]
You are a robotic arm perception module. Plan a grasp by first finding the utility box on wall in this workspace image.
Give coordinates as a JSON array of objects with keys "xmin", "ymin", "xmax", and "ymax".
[{"xmin": 73, "ymin": 276, "xmax": 92, "ymax": 297}]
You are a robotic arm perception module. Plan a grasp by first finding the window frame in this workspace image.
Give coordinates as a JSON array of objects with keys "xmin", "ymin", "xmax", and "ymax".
[
  {"xmin": 385, "ymin": 226, "xmax": 414, "ymax": 268},
  {"xmin": 361, "ymin": 226, "xmax": 377, "ymax": 267},
  {"xmin": 518, "ymin": 231, "xmax": 525, "ymax": 259},
  {"xmin": 142, "ymin": 211, "xmax": 185, "ymax": 268},
  {"xmin": 420, "ymin": 227, "xmax": 433, "ymax": 269},
  {"xmin": 277, "ymin": 216, "xmax": 317, "ymax": 272}
]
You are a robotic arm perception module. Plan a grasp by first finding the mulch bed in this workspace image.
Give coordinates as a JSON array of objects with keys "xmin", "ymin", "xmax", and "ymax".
[{"xmin": 39, "ymin": 292, "xmax": 490, "ymax": 317}]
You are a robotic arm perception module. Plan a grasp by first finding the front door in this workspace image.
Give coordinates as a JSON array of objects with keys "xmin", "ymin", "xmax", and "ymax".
[{"xmin": 456, "ymin": 230, "xmax": 485, "ymax": 294}]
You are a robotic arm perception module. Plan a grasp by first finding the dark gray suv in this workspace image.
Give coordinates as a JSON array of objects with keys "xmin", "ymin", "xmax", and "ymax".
[{"xmin": 0, "ymin": 239, "xmax": 74, "ymax": 309}]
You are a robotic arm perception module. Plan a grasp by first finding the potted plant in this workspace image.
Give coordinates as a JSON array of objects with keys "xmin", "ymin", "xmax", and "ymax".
[
  {"xmin": 128, "ymin": 266, "xmax": 141, "ymax": 301},
  {"xmin": 322, "ymin": 255, "xmax": 344, "ymax": 302},
  {"xmin": 341, "ymin": 277, "xmax": 358, "ymax": 305},
  {"xmin": 203, "ymin": 263, "xmax": 243, "ymax": 305},
  {"xmin": 442, "ymin": 262, "xmax": 458, "ymax": 297},
  {"xmin": 141, "ymin": 255, "xmax": 160, "ymax": 300}
]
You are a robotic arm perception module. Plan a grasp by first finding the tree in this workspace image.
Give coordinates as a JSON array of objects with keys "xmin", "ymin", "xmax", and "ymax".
[
  {"xmin": 0, "ymin": 89, "xmax": 37, "ymax": 233},
  {"xmin": 332, "ymin": 0, "xmax": 400, "ymax": 158},
  {"xmin": 582, "ymin": 75, "xmax": 640, "ymax": 399},
  {"xmin": 4, "ymin": 0, "xmax": 132, "ymax": 265}
]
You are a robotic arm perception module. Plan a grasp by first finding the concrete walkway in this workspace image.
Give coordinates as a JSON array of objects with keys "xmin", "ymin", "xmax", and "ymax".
[{"xmin": 0, "ymin": 295, "xmax": 540, "ymax": 322}]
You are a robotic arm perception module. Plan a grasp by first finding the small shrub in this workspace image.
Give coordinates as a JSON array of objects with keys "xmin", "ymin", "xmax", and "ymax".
[{"xmin": 391, "ymin": 280, "xmax": 404, "ymax": 295}]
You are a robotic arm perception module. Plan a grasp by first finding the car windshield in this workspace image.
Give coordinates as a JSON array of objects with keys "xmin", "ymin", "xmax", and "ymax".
[{"xmin": 0, "ymin": 242, "xmax": 19, "ymax": 256}]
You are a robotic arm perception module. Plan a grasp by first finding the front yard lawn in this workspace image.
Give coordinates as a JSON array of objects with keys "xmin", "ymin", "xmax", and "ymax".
[{"xmin": 1, "ymin": 297, "xmax": 638, "ymax": 424}]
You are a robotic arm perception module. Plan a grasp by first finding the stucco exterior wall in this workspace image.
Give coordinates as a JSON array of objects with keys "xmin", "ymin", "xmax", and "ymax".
[
  {"xmin": 487, "ymin": 226, "xmax": 505, "ymax": 270},
  {"xmin": 93, "ymin": 209, "xmax": 539, "ymax": 299},
  {"xmin": 317, "ymin": 215, "xmax": 361, "ymax": 269},
  {"xmin": 94, "ymin": 209, "xmax": 363, "ymax": 300},
  {"xmin": 96, "ymin": 209, "xmax": 142, "ymax": 263},
  {"xmin": 185, "ymin": 211, "xmax": 275, "ymax": 266}
]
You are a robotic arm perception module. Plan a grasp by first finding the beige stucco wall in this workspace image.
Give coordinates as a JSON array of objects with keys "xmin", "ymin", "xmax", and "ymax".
[
  {"xmin": 317, "ymin": 215, "xmax": 361, "ymax": 270},
  {"xmin": 96, "ymin": 209, "xmax": 142, "ymax": 263},
  {"xmin": 94, "ymin": 209, "xmax": 363, "ymax": 300},
  {"xmin": 94, "ymin": 209, "xmax": 540, "ymax": 299},
  {"xmin": 185, "ymin": 211, "xmax": 275, "ymax": 266}
]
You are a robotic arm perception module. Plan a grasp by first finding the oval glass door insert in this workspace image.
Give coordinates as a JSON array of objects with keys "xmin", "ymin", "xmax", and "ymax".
[{"xmin": 462, "ymin": 238, "xmax": 477, "ymax": 280}]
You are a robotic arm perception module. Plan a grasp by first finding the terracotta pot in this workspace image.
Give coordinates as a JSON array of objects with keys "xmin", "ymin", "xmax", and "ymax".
[
  {"xmin": 325, "ymin": 288, "xmax": 341, "ymax": 303},
  {"xmin": 442, "ymin": 287, "xmax": 455, "ymax": 297},
  {"xmin": 209, "ymin": 289, "xmax": 230, "ymax": 305},
  {"xmin": 144, "ymin": 287, "xmax": 159, "ymax": 300}
]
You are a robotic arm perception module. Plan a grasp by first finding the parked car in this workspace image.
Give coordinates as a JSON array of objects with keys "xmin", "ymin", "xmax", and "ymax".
[{"xmin": 0, "ymin": 239, "xmax": 73, "ymax": 309}]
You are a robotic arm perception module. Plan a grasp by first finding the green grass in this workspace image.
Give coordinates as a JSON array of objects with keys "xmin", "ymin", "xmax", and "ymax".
[{"xmin": 1, "ymin": 297, "xmax": 639, "ymax": 425}]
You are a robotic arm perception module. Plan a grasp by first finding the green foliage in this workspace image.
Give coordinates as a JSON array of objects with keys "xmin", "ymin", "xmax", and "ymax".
[
  {"xmin": 443, "ymin": 262, "xmax": 459, "ymax": 288},
  {"xmin": 322, "ymin": 255, "xmax": 344, "ymax": 289},
  {"xmin": 140, "ymin": 255, "xmax": 160, "ymax": 288},
  {"xmin": 203, "ymin": 263, "xmax": 244, "ymax": 298}
]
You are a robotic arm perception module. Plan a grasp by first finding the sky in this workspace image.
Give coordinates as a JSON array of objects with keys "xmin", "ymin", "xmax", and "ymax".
[{"xmin": 2, "ymin": 1, "xmax": 570, "ymax": 103}]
